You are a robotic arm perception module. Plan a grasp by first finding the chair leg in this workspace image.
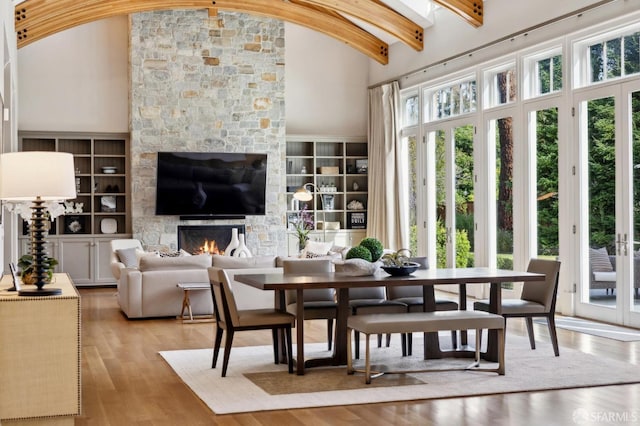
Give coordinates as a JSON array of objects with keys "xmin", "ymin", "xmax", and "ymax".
[
  {"xmin": 407, "ymin": 332, "xmax": 413, "ymax": 356},
  {"xmin": 355, "ymin": 330, "xmax": 360, "ymax": 359},
  {"xmin": 546, "ymin": 315, "xmax": 560, "ymax": 357},
  {"xmin": 386, "ymin": 333, "xmax": 391, "ymax": 347},
  {"xmin": 271, "ymin": 329, "xmax": 279, "ymax": 364},
  {"xmin": 212, "ymin": 326, "xmax": 224, "ymax": 368},
  {"xmin": 377, "ymin": 334, "xmax": 382, "ymax": 348},
  {"xmin": 221, "ymin": 329, "xmax": 234, "ymax": 377},
  {"xmin": 401, "ymin": 333, "xmax": 407, "ymax": 357},
  {"xmin": 525, "ymin": 317, "xmax": 536, "ymax": 350},
  {"xmin": 285, "ymin": 326, "xmax": 294, "ymax": 374},
  {"xmin": 327, "ymin": 319, "xmax": 334, "ymax": 351},
  {"xmin": 451, "ymin": 330, "xmax": 457, "ymax": 349}
]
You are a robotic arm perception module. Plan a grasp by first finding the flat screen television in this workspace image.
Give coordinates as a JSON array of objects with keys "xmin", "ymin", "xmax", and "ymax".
[{"xmin": 155, "ymin": 152, "xmax": 267, "ymax": 217}]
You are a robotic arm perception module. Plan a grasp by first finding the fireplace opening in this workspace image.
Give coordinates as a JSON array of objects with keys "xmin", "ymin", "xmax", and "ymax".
[{"xmin": 177, "ymin": 225, "xmax": 246, "ymax": 255}]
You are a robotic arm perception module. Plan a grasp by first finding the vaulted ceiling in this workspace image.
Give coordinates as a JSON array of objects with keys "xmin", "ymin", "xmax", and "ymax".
[{"xmin": 13, "ymin": 0, "xmax": 483, "ymax": 65}]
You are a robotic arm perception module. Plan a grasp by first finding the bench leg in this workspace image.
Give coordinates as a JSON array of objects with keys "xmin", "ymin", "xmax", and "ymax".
[
  {"xmin": 347, "ymin": 327, "xmax": 354, "ymax": 375},
  {"xmin": 498, "ymin": 328, "xmax": 505, "ymax": 375}
]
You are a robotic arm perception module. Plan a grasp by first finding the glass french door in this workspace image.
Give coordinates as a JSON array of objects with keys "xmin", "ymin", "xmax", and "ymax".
[
  {"xmin": 575, "ymin": 81, "xmax": 640, "ymax": 327},
  {"xmin": 424, "ymin": 119, "xmax": 476, "ymax": 294}
]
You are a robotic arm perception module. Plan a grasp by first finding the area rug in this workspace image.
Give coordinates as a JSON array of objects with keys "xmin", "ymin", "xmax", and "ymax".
[
  {"xmin": 535, "ymin": 316, "xmax": 640, "ymax": 342},
  {"xmin": 159, "ymin": 334, "xmax": 640, "ymax": 415}
]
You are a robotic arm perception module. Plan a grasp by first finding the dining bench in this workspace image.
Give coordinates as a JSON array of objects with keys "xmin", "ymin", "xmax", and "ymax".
[{"xmin": 346, "ymin": 310, "xmax": 506, "ymax": 384}]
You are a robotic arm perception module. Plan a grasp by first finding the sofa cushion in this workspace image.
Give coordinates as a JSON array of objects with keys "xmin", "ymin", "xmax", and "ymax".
[
  {"xmin": 593, "ymin": 271, "xmax": 616, "ymax": 282},
  {"xmin": 116, "ymin": 247, "xmax": 145, "ymax": 267},
  {"xmin": 139, "ymin": 254, "xmax": 211, "ymax": 271},
  {"xmin": 590, "ymin": 247, "xmax": 613, "ymax": 272},
  {"xmin": 211, "ymin": 254, "xmax": 276, "ymax": 269}
]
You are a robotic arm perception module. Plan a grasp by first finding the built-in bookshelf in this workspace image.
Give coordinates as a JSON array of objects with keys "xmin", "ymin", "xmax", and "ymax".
[{"xmin": 285, "ymin": 136, "xmax": 368, "ymax": 252}]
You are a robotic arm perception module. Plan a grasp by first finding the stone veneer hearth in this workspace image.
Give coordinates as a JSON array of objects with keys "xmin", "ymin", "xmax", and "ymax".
[{"xmin": 129, "ymin": 10, "xmax": 285, "ymax": 256}]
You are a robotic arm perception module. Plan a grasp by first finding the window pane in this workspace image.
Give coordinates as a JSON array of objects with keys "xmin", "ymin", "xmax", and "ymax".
[
  {"xmin": 407, "ymin": 135, "xmax": 418, "ymax": 255},
  {"xmin": 624, "ymin": 32, "xmax": 640, "ymax": 76},
  {"xmin": 404, "ymin": 96, "xmax": 419, "ymax": 126},
  {"xmin": 538, "ymin": 58, "xmax": 551, "ymax": 94},
  {"xmin": 590, "ymin": 43, "xmax": 604, "ymax": 83},
  {"xmin": 455, "ymin": 125, "xmax": 474, "ymax": 266},
  {"xmin": 552, "ymin": 55, "xmax": 563, "ymax": 91},
  {"xmin": 606, "ymin": 37, "xmax": 622, "ymax": 79},
  {"xmin": 536, "ymin": 108, "xmax": 559, "ymax": 257},
  {"xmin": 587, "ymin": 96, "xmax": 616, "ymax": 305},
  {"xmin": 495, "ymin": 116, "xmax": 514, "ymax": 279},
  {"xmin": 495, "ymin": 68, "xmax": 516, "ymax": 105}
]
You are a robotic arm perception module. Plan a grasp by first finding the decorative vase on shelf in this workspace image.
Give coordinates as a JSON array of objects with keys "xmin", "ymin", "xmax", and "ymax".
[
  {"xmin": 225, "ymin": 228, "xmax": 240, "ymax": 256},
  {"xmin": 233, "ymin": 234, "xmax": 253, "ymax": 258}
]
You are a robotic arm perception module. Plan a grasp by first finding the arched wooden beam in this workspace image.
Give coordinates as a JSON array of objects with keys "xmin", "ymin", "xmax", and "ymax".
[
  {"xmin": 292, "ymin": 0, "xmax": 423, "ymax": 51},
  {"xmin": 433, "ymin": 0, "xmax": 483, "ymax": 27},
  {"xmin": 14, "ymin": 0, "xmax": 394, "ymax": 64}
]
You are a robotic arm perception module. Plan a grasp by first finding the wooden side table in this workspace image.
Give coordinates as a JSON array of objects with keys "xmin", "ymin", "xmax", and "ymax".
[{"xmin": 176, "ymin": 282, "xmax": 214, "ymax": 323}]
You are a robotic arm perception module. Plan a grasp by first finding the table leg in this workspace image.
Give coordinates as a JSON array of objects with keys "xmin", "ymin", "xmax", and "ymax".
[
  {"xmin": 332, "ymin": 287, "xmax": 350, "ymax": 365},
  {"xmin": 459, "ymin": 283, "xmax": 468, "ymax": 346},
  {"xmin": 180, "ymin": 291, "xmax": 188, "ymax": 319},
  {"xmin": 275, "ymin": 290, "xmax": 288, "ymax": 364},
  {"xmin": 295, "ymin": 288, "xmax": 305, "ymax": 375},
  {"xmin": 423, "ymin": 284, "xmax": 443, "ymax": 359},
  {"xmin": 186, "ymin": 290, "xmax": 194, "ymax": 321},
  {"xmin": 484, "ymin": 282, "xmax": 502, "ymax": 362}
]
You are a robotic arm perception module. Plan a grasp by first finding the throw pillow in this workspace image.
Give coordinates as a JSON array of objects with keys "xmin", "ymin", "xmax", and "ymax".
[
  {"xmin": 116, "ymin": 247, "xmax": 142, "ymax": 268},
  {"xmin": 159, "ymin": 250, "xmax": 181, "ymax": 258},
  {"xmin": 589, "ymin": 247, "xmax": 613, "ymax": 272},
  {"xmin": 301, "ymin": 240, "xmax": 334, "ymax": 258}
]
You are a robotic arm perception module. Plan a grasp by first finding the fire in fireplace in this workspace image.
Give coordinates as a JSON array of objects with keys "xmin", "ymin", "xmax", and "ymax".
[{"xmin": 177, "ymin": 225, "xmax": 246, "ymax": 255}]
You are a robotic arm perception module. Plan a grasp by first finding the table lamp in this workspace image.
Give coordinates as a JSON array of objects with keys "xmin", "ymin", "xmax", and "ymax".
[
  {"xmin": 0, "ymin": 151, "xmax": 77, "ymax": 296},
  {"xmin": 294, "ymin": 183, "xmax": 326, "ymax": 241}
]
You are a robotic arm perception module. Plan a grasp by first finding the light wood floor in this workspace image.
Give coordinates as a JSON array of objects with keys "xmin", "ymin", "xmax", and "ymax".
[{"xmin": 77, "ymin": 287, "xmax": 640, "ymax": 425}]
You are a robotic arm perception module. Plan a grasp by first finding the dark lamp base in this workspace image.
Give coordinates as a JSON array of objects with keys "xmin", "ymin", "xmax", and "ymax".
[{"xmin": 18, "ymin": 287, "xmax": 62, "ymax": 296}]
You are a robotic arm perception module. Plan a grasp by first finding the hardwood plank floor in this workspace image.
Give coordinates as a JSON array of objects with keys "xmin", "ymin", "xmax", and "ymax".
[{"xmin": 77, "ymin": 287, "xmax": 640, "ymax": 425}]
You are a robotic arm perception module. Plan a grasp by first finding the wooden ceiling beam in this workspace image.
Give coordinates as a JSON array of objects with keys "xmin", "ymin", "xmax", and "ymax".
[
  {"xmin": 293, "ymin": 0, "xmax": 423, "ymax": 51},
  {"xmin": 14, "ymin": 0, "xmax": 390, "ymax": 64},
  {"xmin": 433, "ymin": 0, "xmax": 483, "ymax": 27}
]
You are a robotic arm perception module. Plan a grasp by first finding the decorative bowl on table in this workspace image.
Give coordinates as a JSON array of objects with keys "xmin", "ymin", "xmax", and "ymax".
[
  {"xmin": 101, "ymin": 166, "xmax": 117, "ymax": 174},
  {"xmin": 381, "ymin": 262, "xmax": 420, "ymax": 276}
]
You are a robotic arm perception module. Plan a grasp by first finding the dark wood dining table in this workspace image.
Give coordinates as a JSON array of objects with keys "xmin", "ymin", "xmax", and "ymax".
[{"xmin": 234, "ymin": 267, "xmax": 545, "ymax": 375}]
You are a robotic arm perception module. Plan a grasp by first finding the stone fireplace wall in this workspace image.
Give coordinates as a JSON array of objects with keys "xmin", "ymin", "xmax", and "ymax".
[{"xmin": 129, "ymin": 10, "xmax": 285, "ymax": 255}]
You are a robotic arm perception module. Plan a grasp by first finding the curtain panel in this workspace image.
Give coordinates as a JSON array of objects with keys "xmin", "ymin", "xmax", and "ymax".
[{"xmin": 367, "ymin": 81, "xmax": 409, "ymax": 251}]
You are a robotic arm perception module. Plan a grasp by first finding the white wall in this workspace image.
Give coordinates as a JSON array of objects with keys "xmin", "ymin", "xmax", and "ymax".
[
  {"xmin": 17, "ymin": 17, "xmax": 129, "ymax": 133},
  {"xmin": 16, "ymin": 16, "xmax": 370, "ymax": 138},
  {"xmin": 284, "ymin": 22, "xmax": 368, "ymax": 136}
]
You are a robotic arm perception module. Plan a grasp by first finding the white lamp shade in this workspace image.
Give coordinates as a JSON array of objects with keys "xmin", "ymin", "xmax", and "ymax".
[{"xmin": 0, "ymin": 151, "xmax": 77, "ymax": 200}]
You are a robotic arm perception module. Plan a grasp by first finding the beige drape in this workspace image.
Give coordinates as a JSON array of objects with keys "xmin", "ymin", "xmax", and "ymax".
[{"xmin": 367, "ymin": 81, "xmax": 409, "ymax": 250}]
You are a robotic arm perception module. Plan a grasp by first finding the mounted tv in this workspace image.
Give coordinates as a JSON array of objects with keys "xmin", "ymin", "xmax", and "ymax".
[{"xmin": 155, "ymin": 152, "xmax": 267, "ymax": 218}]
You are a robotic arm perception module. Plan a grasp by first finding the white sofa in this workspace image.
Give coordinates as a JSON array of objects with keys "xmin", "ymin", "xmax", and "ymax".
[
  {"xmin": 114, "ymin": 254, "xmax": 214, "ymax": 318},
  {"xmin": 111, "ymin": 246, "xmax": 281, "ymax": 318}
]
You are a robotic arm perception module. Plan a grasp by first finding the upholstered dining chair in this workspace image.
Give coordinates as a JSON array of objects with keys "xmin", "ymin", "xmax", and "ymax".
[
  {"xmin": 209, "ymin": 268, "xmax": 295, "ymax": 377},
  {"xmin": 473, "ymin": 258, "xmax": 562, "ymax": 356},
  {"xmin": 347, "ymin": 285, "xmax": 408, "ymax": 359},
  {"xmin": 386, "ymin": 257, "xmax": 459, "ymax": 354},
  {"xmin": 282, "ymin": 259, "xmax": 337, "ymax": 350}
]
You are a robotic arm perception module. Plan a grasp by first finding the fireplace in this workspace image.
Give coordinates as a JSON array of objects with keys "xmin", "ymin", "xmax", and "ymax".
[{"xmin": 177, "ymin": 225, "xmax": 246, "ymax": 255}]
